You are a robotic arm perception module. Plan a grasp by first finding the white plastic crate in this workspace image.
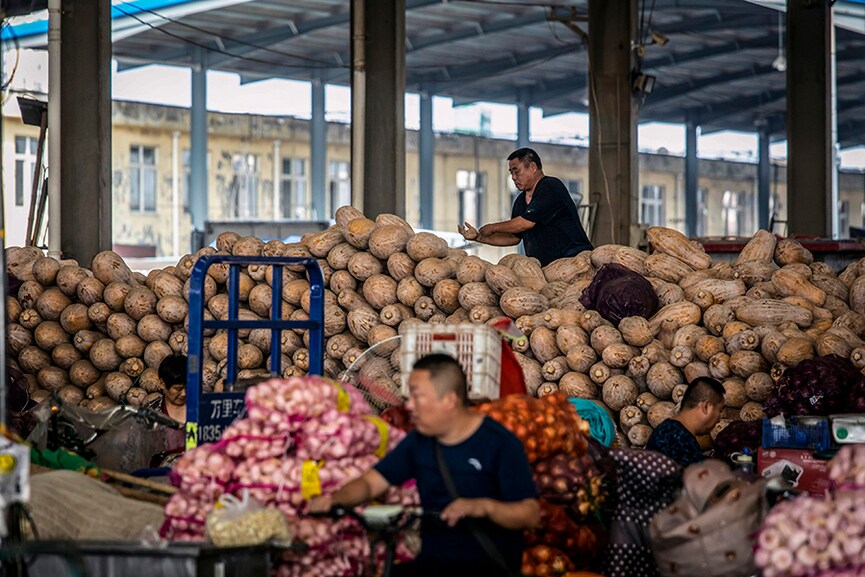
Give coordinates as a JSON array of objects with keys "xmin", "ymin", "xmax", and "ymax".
[{"xmin": 400, "ymin": 323, "xmax": 502, "ymax": 400}]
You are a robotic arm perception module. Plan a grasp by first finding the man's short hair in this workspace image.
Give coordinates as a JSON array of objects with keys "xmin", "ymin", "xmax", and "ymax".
[
  {"xmin": 681, "ymin": 376, "xmax": 725, "ymax": 410},
  {"xmin": 412, "ymin": 353, "xmax": 468, "ymax": 406},
  {"xmin": 508, "ymin": 147, "xmax": 543, "ymax": 171},
  {"xmin": 159, "ymin": 354, "xmax": 188, "ymax": 389}
]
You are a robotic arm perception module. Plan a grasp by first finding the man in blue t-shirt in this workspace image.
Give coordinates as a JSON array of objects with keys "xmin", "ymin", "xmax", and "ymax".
[
  {"xmin": 308, "ymin": 354, "xmax": 539, "ymax": 577},
  {"xmin": 646, "ymin": 377, "xmax": 725, "ymax": 467},
  {"xmin": 458, "ymin": 147, "xmax": 593, "ymax": 266}
]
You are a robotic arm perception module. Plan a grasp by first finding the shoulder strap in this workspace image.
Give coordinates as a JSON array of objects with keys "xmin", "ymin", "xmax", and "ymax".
[{"xmin": 434, "ymin": 441, "xmax": 520, "ymax": 577}]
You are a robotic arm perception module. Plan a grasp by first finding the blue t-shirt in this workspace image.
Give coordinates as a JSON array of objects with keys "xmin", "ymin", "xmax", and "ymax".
[
  {"xmin": 374, "ymin": 416, "xmax": 537, "ymax": 572},
  {"xmin": 645, "ymin": 419, "xmax": 705, "ymax": 468}
]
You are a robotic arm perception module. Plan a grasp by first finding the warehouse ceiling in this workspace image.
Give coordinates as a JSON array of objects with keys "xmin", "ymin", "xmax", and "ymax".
[{"xmin": 6, "ymin": 0, "xmax": 865, "ymax": 147}]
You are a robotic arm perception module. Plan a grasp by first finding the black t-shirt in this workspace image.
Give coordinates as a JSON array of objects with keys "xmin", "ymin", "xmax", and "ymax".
[
  {"xmin": 374, "ymin": 417, "xmax": 537, "ymax": 572},
  {"xmin": 511, "ymin": 176, "xmax": 593, "ymax": 266},
  {"xmin": 645, "ymin": 419, "xmax": 705, "ymax": 468}
]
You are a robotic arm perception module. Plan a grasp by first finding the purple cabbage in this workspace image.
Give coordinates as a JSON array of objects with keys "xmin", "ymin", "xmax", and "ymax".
[{"xmin": 765, "ymin": 354, "xmax": 864, "ymax": 417}]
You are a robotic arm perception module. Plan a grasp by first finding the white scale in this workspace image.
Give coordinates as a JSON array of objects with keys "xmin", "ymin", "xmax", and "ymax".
[{"xmin": 831, "ymin": 414, "xmax": 865, "ymax": 444}]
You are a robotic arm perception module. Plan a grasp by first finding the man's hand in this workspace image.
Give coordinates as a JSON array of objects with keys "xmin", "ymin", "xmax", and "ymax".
[
  {"xmin": 440, "ymin": 498, "xmax": 492, "ymax": 527},
  {"xmin": 458, "ymin": 222, "xmax": 479, "ymax": 241},
  {"xmin": 306, "ymin": 494, "xmax": 334, "ymax": 514}
]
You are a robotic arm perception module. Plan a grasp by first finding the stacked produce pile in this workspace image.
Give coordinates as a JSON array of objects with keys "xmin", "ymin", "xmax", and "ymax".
[
  {"xmin": 477, "ymin": 393, "xmax": 607, "ymax": 574},
  {"xmin": 163, "ymin": 374, "xmax": 418, "ymax": 577},
  {"xmin": 9, "ymin": 207, "xmax": 865, "ymax": 445},
  {"xmin": 755, "ymin": 445, "xmax": 865, "ymax": 577}
]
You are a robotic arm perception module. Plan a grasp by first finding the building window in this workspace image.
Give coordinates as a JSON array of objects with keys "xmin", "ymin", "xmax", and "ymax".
[
  {"xmin": 14, "ymin": 136, "xmax": 38, "ymax": 207},
  {"xmin": 839, "ymin": 200, "xmax": 849, "ymax": 237},
  {"xmin": 695, "ymin": 188, "xmax": 708, "ymax": 237},
  {"xmin": 722, "ymin": 190, "xmax": 754, "ymax": 237},
  {"xmin": 228, "ymin": 153, "xmax": 259, "ymax": 218},
  {"xmin": 457, "ymin": 170, "xmax": 485, "ymax": 226},
  {"xmin": 328, "ymin": 160, "xmax": 351, "ymax": 218},
  {"xmin": 130, "ymin": 145, "xmax": 157, "ymax": 213},
  {"xmin": 281, "ymin": 158, "xmax": 308, "ymax": 219},
  {"xmin": 640, "ymin": 185, "xmax": 665, "ymax": 227},
  {"xmin": 565, "ymin": 178, "xmax": 584, "ymax": 205}
]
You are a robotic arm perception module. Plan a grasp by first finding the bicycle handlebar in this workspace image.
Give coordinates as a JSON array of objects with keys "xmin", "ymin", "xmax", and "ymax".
[{"xmin": 307, "ymin": 504, "xmax": 436, "ymax": 532}]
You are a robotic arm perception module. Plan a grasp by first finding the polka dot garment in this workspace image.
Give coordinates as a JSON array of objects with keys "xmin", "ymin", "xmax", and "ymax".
[{"xmin": 601, "ymin": 449, "xmax": 682, "ymax": 577}]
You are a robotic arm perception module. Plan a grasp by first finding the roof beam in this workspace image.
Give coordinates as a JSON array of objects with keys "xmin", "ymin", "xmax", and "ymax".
[
  {"xmin": 209, "ymin": 0, "xmax": 444, "ymax": 67},
  {"xmin": 407, "ymin": 10, "xmax": 549, "ymax": 52},
  {"xmin": 408, "ymin": 42, "xmax": 579, "ymax": 91},
  {"xmin": 692, "ymin": 70, "xmax": 865, "ymax": 125},
  {"xmin": 528, "ymin": 35, "xmax": 776, "ymax": 108},
  {"xmin": 647, "ymin": 45, "xmax": 863, "ymax": 107},
  {"xmin": 839, "ymin": 120, "xmax": 865, "ymax": 149},
  {"xmin": 117, "ymin": 0, "xmax": 445, "ymax": 71}
]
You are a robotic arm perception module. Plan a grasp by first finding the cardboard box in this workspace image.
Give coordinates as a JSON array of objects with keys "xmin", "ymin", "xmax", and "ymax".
[{"xmin": 758, "ymin": 448, "xmax": 832, "ymax": 495}]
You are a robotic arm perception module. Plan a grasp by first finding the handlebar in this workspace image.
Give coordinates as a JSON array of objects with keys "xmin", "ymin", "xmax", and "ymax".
[
  {"xmin": 308, "ymin": 504, "xmax": 435, "ymax": 532},
  {"xmin": 125, "ymin": 405, "xmax": 184, "ymax": 430}
]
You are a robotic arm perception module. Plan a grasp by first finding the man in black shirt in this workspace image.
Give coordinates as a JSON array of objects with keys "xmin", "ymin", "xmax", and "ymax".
[
  {"xmin": 458, "ymin": 147, "xmax": 593, "ymax": 266},
  {"xmin": 646, "ymin": 377, "xmax": 725, "ymax": 468}
]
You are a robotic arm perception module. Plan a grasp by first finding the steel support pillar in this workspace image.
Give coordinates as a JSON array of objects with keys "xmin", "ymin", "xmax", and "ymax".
[
  {"xmin": 351, "ymin": 0, "xmax": 406, "ymax": 218},
  {"xmin": 588, "ymin": 0, "xmax": 638, "ymax": 246},
  {"xmin": 59, "ymin": 0, "xmax": 112, "ymax": 264},
  {"xmin": 190, "ymin": 48, "xmax": 208, "ymax": 250},
  {"xmin": 684, "ymin": 121, "xmax": 699, "ymax": 237},
  {"xmin": 311, "ymin": 75, "xmax": 327, "ymax": 220},
  {"xmin": 786, "ymin": 0, "xmax": 832, "ymax": 237},
  {"xmin": 758, "ymin": 124, "xmax": 771, "ymax": 231},
  {"xmin": 419, "ymin": 90, "xmax": 434, "ymax": 230},
  {"xmin": 517, "ymin": 101, "xmax": 530, "ymax": 149}
]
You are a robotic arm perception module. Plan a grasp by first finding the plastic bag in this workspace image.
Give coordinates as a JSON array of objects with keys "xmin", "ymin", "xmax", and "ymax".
[
  {"xmin": 205, "ymin": 490, "xmax": 292, "ymax": 547},
  {"xmin": 579, "ymin": 263, "xmax": 659, "ymax": 325}
]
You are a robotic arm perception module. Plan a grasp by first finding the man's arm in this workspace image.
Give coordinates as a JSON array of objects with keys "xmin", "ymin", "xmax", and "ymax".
[
  {"xmin": 308, "ymin": 469, "xmax": 391, "ymax": 512},
  {"xmin": 440, "ymin": 497, "xmax": 540, "ymax": 530},
  {"xmin": 459, "ymin": 218, "xmax": 531, "ymax": 246},
  {"xmin": 476, "ymin": 231, "xmax": 521, "ymax": 246},
  {"xmin": 479, "ymin": 216, "xmax": 535, "ymax": 236}
]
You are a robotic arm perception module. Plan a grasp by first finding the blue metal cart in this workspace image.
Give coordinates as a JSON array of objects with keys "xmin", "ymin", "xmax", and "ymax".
[{"xmin": 185, "ymin": 255, "xmax": 325, "ymax": 449}]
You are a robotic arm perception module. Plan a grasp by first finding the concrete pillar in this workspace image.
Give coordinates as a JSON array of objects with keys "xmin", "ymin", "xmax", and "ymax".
[
  {"xmin": 59, "ymin": 0, "xmax": 112, "ymax": 264},
  {"xmin": 786, "ymin": 0, "xmax": 832, "ymax": 237},
  {"xmin": 351, "ymin": 0, "xmax": 406, "ymax": 218},
  {"xmin": 757, "ymin": 124, "xmax": 771, "ymax": 231},
  {"xmin": 588, "ymin": 0, "xmax": 638, "ymax": 246},
  {"xmin": 273, "ymin": 140, "xmax": 281, "ymax": 219},
  {"xmin": 419, "ymin": 89, "xmax": 434, "ymax": 230},
  {"xmin": 517, "ymin": 101, "xmax": 530, "ymax": 149},
  {"xmin": 310, "ymin": 75, "xmax": 327, "ymax": 220},
  {"xmin": 172, "ymin": 131, "xmax": 181, "ymax": 256},
  {"xmin": 684, "ymin": 120, "xmax": 698, "ymax": 237},
  {"xmin": 350, "ymin": 0, "xmax": 365, "ymax": 213},
  {"xmin": 190, "ymin": 47, "xmax": 208, "ymax": 250}
]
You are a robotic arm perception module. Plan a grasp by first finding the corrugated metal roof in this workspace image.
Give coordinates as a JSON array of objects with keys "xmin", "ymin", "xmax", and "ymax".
[{"xmin": 5, "ymin": 0, "xmax": 865, "ymax": 147}]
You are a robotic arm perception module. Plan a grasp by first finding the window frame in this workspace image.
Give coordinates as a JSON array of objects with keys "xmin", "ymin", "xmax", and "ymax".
[
  {"xmin": 129, "ymin": 144, "xmax": 158, "ymax": 213},
  {"xmin": 14, "ymin": 135, "xmax": 39, "ymax": 208},
  {"xmin": 328, "ymin": 160, "xmax": 351, "ymax": 219},
  {"xmin": 457, "ymin": 169, "xmax": 486, "ymax": 226},
  {"xmin": 281, "ymin": 157, "xmax": 308, "ymax": 219},
  {"xmin": 639, "ymin": 184, "xmax": 665, "ymax": 227}
]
